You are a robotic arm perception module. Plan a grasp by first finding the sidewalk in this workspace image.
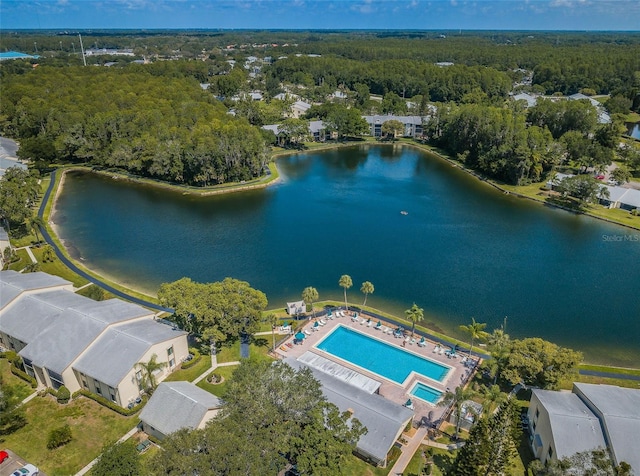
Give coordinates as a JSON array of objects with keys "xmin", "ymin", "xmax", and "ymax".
[{"xmin": 388, "ymin": 425, "xmax": 429, "ymax": 475}]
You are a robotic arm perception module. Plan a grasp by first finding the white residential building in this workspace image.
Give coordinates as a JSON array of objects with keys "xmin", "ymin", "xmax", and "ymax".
[{"xmin": 0, "ymin": 270, "xmax": 188, "ymax": 408}]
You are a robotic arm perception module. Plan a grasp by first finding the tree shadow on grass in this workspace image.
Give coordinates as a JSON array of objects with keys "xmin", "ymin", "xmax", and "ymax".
[{"xmin": 433, "ymin": 452, "xmax": 456, "ymax": 475}]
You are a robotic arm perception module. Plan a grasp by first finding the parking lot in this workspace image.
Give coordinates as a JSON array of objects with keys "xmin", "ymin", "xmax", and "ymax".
[{"xmin": 0, "ymin": 450, "xmax": 43, "ymax": 476}]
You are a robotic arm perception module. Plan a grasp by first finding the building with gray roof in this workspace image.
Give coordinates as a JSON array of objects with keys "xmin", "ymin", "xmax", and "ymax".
[
  {"xmin": 286, "ymin": 356, "xmax": 413, "ymax": 466},
  {"xmin": 573, "ymin": 383, "xmax": 640, "ymax": 472},
  {"xmin": 363, "ymin": 115, "xmax": 425, "ymax": 138},
  {"xmin": 528, "ymin": 384, "xmax": 640, "ymax": 473},
  {"xmin": 0, "ymin": 270, "xmax": 188, "ymax": 408},
  {"xmin": 139, "ymin": 381, "xmax": 222, "ymax": 440}
]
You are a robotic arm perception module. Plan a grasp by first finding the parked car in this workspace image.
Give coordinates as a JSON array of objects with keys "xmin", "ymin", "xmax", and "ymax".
[
  {"xmin": 595, "ymin": 174, "xmax": 605, "ymax": 180},
  {"xmin": 0, "ymin": 450, "xmax": 9, "ymax": 464},
  {"xmin": 12, "ymin": 464, "xmax": 39, "ymax": 476}
]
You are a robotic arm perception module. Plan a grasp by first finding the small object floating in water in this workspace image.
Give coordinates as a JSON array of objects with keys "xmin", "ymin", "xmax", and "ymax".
[{"xmin": 400, "ymin": 211, "xmax": 408, "ymax": 215}]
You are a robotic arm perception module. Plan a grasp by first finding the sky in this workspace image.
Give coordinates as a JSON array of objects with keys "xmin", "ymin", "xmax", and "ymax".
[{"xmin": 1, "ymin": 0, "xmax": 639, "ymax": 31}]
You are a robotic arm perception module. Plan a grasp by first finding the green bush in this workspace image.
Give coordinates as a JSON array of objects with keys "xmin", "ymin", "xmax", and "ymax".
[
  {"xmin": 181, "ymin": 348, "xmax": 202, "ymax": 370},
  {"xmin": 631, "ymin": 208, "xmax": 639, "ymax": 216},
  {"xmin": 74, "ymin": 389, "xmax": 145, "ymax": 416},
  {"xmin": 10, "ymin": 366, "xmax": 37, "ymax": 388},
  {"xmin": 0, "ymin": 350, "xmax": 18, "ymax": 361},
  {"xmin": 47, "ymin": 424, "xmax": 73, "ymax": 449},
  {"xmin": 57, "ymin": 385, "xmax": 70, "ymax": 404}
]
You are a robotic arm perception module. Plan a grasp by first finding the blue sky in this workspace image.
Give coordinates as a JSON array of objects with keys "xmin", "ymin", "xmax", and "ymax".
[{"xmin": 2, "ymin": 0, "xmax": 639, "ymax": 31}]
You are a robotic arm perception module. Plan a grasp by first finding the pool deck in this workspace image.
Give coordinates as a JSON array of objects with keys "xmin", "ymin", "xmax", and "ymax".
[{"xmin": 275, "ymin": 311, "xmax": 480, "ymax": 426}]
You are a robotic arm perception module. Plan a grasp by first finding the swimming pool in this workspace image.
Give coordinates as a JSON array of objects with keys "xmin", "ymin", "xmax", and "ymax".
[
  {"xmin": 315, "ymin": 325, "xmax": 450, "ymax": 385},
  {"xmin": 410, "ymin": 382, "xmax": 443, "ymax": 404}
]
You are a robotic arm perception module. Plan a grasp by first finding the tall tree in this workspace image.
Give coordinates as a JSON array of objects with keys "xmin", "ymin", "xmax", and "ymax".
[
  {"xmin": 301, "ymin": 286, "xmax": 319, "ymax": 319},
  {"xmin": 27, "ymin": 214, "xmax": 45, "ymax": 245},
  {"xmin": 268, "ymin": 312, "xmax": 278, "ymax": 353},
  {"xmin": 381, "ymin": 120, "xmax": 405, "ymax": 140},
  {"xmin": 498, "ymin": 337, "xmax": 582, "ymax": 389},
  {"xmin": 338, "ymin": 275, "xmax": 353, "ymax": 311},
  {"xmin": 405, "ymin": 303, "xmax": 424, "ymax": 337},
  {"xmin": 135, "ymin": 354, "xmax": 166, "ymax": 394},
  {"xmin": 360, "ymin": 281, "xmax": 374, "ymax": 308},
  {"xmin": 459, "ymin": 317, "xmax": 489, "ymax": 358},
  {"xmin": 149, "ymin": 359, "xmax": 365, "ymax": 476},
  {"xmin": 0, "ymin": 167, "xmax": 40, "ymax": 227},
  {"xmin": 438, "ymin": 385, "xmax": 476, "ymax": 438},
  {"xmin": 92, "ymin": 441, "xmax": 142, "ymax": 476}
]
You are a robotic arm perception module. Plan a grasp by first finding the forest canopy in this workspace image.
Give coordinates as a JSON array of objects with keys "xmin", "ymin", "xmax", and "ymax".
[{"xmin": 0, "ymin": 66, "xmax": 269, "ymax": 186}]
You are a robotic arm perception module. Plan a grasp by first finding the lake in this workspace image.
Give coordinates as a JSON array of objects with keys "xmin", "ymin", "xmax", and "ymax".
[
  {"xmin": 626, "ymin": 122, "xmax": 640, "ymax": 140},
  {"xmin": 54, "ymin": 145, "xmax": 640, "ymax": 366}
]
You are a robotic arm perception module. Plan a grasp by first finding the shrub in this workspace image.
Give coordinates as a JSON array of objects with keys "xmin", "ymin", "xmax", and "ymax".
[
  {"xmin": 0, "ymin": 350, "xmax": 18, "ymax": 362},
  {"xmin": 10, "ymin": 366, "xmax": 37, "ymax": 388},
  {"xmin": 181, "ymin": 348, "xmax": 202, "ymax": 369},
  {"xmin": 631, "ymin": 208, "xmax": 639, "ymax": 216},
  {"xmin": 47, "ymin": 424, "xmax": 73, "ymax": 449},
  {"xmin": 57, "ymin": 385, "xmax": 70, "ymax": 404},
  {"xmin": 74, "ymin": 389, "xmax": 145, "ymax": 416}
]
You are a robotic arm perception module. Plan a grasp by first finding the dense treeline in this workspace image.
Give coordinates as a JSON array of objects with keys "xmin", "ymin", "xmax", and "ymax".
[
  {"xmin": 427, "ymin": 104, "xmax": 563, "ymax": 184},
  {"xmin": 425, "ymin": 98, "xmax": 624, "ymax": 185},
  {"xmin": 0, "ymin": 67, "xmax": 269, "ymax": 185},
  {"xmin": 267, "ymin": 56, "xmax": 512, "ymax": 102},
  {"xmin": 3, "ymin": 31, "xmax": 639, "ymax": 106}
]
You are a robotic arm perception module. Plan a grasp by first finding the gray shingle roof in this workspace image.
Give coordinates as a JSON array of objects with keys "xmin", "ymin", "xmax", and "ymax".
[
  {"xmin": 286, "ymin": 357, "xmax": 413, "ymax": 463},
  {"xmin": 1, "ymin": 287, "xmax": 155, "ymax": 374},
  {"xmin": 533, "ymin": 389, "xmax": 606, "ymax": 460},
  {"xmin": 139, "ymin": 381, "xmax": 222, "ymax": 436},
  {"xmin": 73, "ymin": 320, "xmax": 186, "ymax": 387},
  {"xmin": 0, "ymin": 270, "xmax": 71, "ymax": 310},
  {"xmin": 573, "ymin": 383, "xmax": 640, "ymax": 472},
  {"xmin": 363, "ymin": 115, "xmax": 423, "ymax": 126}
]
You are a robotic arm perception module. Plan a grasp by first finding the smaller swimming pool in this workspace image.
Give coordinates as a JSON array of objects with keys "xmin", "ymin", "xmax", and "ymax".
[{"xmin": 410, "ymin": 382, "xmax": 443, "ymax": 404}]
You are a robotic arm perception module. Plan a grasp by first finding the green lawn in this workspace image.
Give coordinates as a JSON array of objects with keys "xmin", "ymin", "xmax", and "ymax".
[
  {"xmin": 215, "ymin": 338, "xmax": 274, "ymax": 364},
  {"xmin": 1, "ymin": 395, "xmax": 137, "ymax": 476},
  {"xmin": 163, "ymin": 357, "xmax": 212, "ymax": 383},
  {"xmin": 30, "ymin": 246, "xmax": 89, "ymax": 287},
  {"xmin": 339, "ymin": 454, "xmax": 391, "ymax": 476},
  {"xmin": 4, "ymin": 248, "xmax": 31, "ymax": 272},
  {"xmin": 196, "ymin": 365, "xmax": 238, "ymax": 397},
  {"xmin": 0, "ymin": 359, "xmax": 34, "ymax": 401}
]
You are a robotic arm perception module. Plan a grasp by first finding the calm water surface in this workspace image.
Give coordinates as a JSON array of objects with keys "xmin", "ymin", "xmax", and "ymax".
[{"xmin": 54, "ymin": 145, "xmax": 640, "ymax": 366}]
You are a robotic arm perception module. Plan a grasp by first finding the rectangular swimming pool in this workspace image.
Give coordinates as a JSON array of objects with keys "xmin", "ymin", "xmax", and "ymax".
[
  {"xmin": 315, "ymin": 325, "xmax": 450, "ymax": 385},
  {"xmin": 410, "ymin": 382, "xmax": 443, "ymax": 404}
]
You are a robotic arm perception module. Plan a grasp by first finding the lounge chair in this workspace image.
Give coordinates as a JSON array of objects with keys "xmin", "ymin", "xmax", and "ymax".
[
  {"xmin": 351, "ymin": 314, "xmax": 358, "ymax": 322},
  {"xmin": 280, "ymin": 345, "xmax": 288, "ymax": 352},
  {"xmin": 375, "ymin": 322, "xmax": 382, "ymax": 330},
  {"xmin": 338, "ymin": 310, "xmax": 345, "ymax": 317},
  {"xmin": 319, "ymin": 319, "xmax": 327, "ymax": 325},
  {"xmin": 404, "ymin": 336, "xmax": 411, "ymax": 344},
  {"xmin": 418, "ymin": 338, "xmax": 426, "ymax": 347},
  {"xmin": 286, "ymin": 342, "xmax": 294, "ymax": 348},
  {"xmin": 410, "ymin": 338, "xmax": 416, "ymax": 345},
  {"xmin": 433, "ymin": 345, "xmax": 440, "ymax": 353},
  {"xmin": 439, "ymin": 347, "xmax": 444, "ymax": 355},
  {"xmin": 367, "ymin": 320, "xmax": 373, "ymax": 327},
  {"xmin": 304, "ymin": 329, "xmax": 312, "ymax": 336}
]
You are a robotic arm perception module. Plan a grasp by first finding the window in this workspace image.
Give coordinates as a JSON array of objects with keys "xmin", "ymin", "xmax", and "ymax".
[
  {"xmin": 535, "ymin": 408, "xmax": 540, "ymax": 419},
  {"xmin": 169, "ymin": 358, "xmax": 175, "ymax": 368},
  {"xmin": 167, "ymin": 346, "xmax": 174, "ymax": 356},
  {"xmin": 109, "ymin": 387, "xmax": 116, "ymax": 403},
  {"xmin": 96, "ymin": 386, "xmax": 101, "ymax": 395},
  {"xmin": 47, "ymin": 369, "xmax": 64, "ymax": 390},
  {"xmin": 548, "ymin": 447, "xmax": 553, "ymax": 460},
  {"xmin": 82, "ymin": 379, "xmax": 88, "ymax": 389}
]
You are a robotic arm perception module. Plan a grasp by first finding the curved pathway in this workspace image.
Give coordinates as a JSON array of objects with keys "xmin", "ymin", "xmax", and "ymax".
[{"xmin": 38, "ymin": 169, "xmax": 173, "ymax": 313}]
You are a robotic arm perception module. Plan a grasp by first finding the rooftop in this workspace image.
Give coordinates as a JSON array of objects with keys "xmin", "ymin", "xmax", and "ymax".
[{"xmin": 139, "ymin": 381, "xmax": 222, "ymax": 436}]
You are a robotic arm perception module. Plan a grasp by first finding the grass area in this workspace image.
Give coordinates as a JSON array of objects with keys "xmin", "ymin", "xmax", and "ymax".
[
  {"xmin": 405, "ymin": 445, "xmax": 455, "ymax": 476},
  {"xmin": 623, "ymin": 111, "xmax": 640, "ymax": 123},
  {"xmin": 75, "ymin": 283, "xmax": 116, "ymax": 301},
  {"xmin": 339, "ymin": 453, "xmax": 391, "ymax": 476},
  {"xmin": 163, "ymin": 357, "xmax": 212, "ymax": 383},
  {"xmin": 1, "ymin": 394, "xmax": 137, "ymax": 475},
  {"xmin": 4, "ymin": 248, "xmax": 31, "ymax": 271},
  {"xmin": 30, "ymin": 246, "xmax": 89, "ymax": 287},
  {"xmin": 564, "ymin": 373, "xmax": 640, "ymax": 390},
  {"xmin": 196, "ymin": 365, "xmax": 237, "ymax": 397},
  {"xmin": 215, "ymin": 337, "xmax": 275, "ymax": 364},
  {"xmin": 578, "ymin": 364, "xmax": 640, "ymax": 376},
  {"xmin": 0, "ymin": 359, "xmax": 34, "ymax": 401}
]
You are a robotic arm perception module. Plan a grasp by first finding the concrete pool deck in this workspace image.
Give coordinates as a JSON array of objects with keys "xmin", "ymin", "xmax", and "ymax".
[{"xmin": 275, "ymin": 311, "xmax": 480, "ymax": 426}]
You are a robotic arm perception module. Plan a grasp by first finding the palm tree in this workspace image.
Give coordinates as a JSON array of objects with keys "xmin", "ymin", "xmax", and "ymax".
[
  {"xmin": 301, "ymin": 286, "xmax": 319, "ymax": 319},
  {"xmin": 338, "ymin": 275, "xmax": 352, "ymax": 311},
  {"xmin": 360, "ymin": 281, "xmax": 374, "ymax": 308},
  {"xmin": 459, "ymin": 317, "xmax": 489, "ymax": 358},
  {"xmin": 135, "ymin": 354, "xmax": 167, "ymax": 394},
  {"xmin": 405, "ymin": 303, "xmax": 424, "ymax": 336},
  {"xmin": 482, "ymin": 384, "xmax": 507, "ymax": 415},
  {"xmin": 28, "ymin": 215, "xmax": 45, "ymax": 245},
  {"xmin": 438, "ymin": 385, "xmax": 476, "ymax": 438},
  {"xmin": 268, "ymin": 313, "xmax": 278, "ymax": 352}
]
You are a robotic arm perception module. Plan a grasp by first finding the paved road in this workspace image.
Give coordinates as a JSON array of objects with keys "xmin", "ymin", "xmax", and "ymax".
[{"xmin": 38, "ymin": 169, "xmax": 173, "ymax": 313}]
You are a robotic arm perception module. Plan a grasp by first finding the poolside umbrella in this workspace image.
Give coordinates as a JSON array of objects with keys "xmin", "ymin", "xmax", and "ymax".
[
  {"xmin": 313, "ymin": 321, "xmax": 319, "ymax": 328},
  {"xmin": 295, "ymin": 332, "xmax": 306, "ymax": 340},
  {"xmin": 377, "ymin": 320, "xmax": 381, "ymax": 326}
]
